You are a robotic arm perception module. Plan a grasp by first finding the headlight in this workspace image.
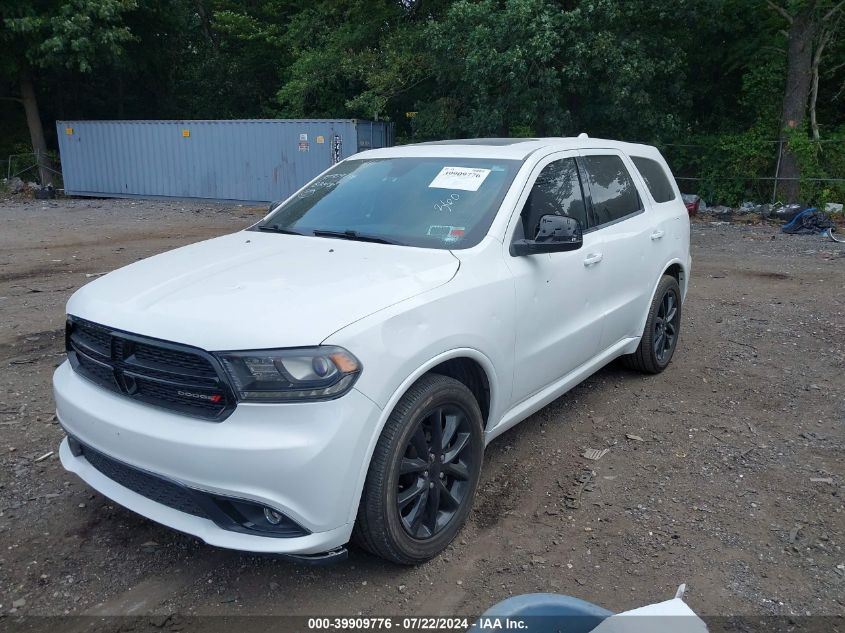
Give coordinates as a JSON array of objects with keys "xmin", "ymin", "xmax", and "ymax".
[{"xmin": 216, "ymin": 346, "xmax": 361, "ymax": 402}]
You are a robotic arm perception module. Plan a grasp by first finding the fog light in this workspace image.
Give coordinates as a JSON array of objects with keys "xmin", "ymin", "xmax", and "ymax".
[
  {"xmin": 211, "ymin": 497, "xmax": 308, "ymax": 537},
  {"xmin": 263, "ymin": 507, "xmax": 283, "ymax": 525}
]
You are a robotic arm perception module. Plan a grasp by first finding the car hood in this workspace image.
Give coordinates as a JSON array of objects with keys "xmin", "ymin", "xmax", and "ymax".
[{"xmin": 67, "ymin": 231, "xmax": 460, "ymax": 350}]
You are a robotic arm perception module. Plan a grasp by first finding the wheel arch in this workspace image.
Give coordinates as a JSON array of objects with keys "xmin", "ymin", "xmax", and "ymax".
[
  {"xmin": 425, "ymin": 357, "xmax": 491, "ymax": 425},
  {"xmin": 635, "ymin": 259, "xmax": 687, "ymax": 340},
  {"xmin": 346, "ymin": 348, "xmax": 499, "ymax": 525},
  {"xmin": 662, "ymin": 261, "xmax": 686, "ymax": 297}
]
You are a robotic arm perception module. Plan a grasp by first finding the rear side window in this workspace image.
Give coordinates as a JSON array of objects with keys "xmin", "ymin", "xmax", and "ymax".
[
  {"xmin": 631, "ymin": 156, "xmax": 676, "ymax": 203},
  {"xmin": 519, "ymin": 158, "xmax": 588, "ymax": 239},
  {"xmin": 581, "ymin": 155, "xmax": 642, "ymax": 227}
]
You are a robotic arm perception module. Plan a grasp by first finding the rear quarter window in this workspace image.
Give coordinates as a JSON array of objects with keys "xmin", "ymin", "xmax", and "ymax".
[
  {"xmin": 581, "ymin": 155, "xmax": 642, "ymax": 227},
  {"xmin": 631, "ymin": 156, "xmax": 677, "ymax": 203}
]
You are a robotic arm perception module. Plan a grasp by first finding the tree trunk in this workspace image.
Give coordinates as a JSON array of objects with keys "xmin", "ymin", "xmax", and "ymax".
[
  {"xmin": 809, "ymin": 53, "xmax": 820, "ymax": 140},
  {"xmin": 19, "ymin": 71, "xmax": 54, "ymax": 187},
  {"xmin": 810, "ymin": 22, "xmax": 836, "ymax": 141},
  {"xmin": 194, "ymin": 0, "xmax": 219, "ymax": 53},
  {"xmin": 777, "ymin": 11, "xmax": 816, "ymax": 203}
]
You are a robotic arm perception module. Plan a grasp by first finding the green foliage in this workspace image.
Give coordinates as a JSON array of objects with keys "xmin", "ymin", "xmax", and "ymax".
[
  {"xmin": 662, "ymin": 126, "xmax": 845, "ymax": 206},
  {"xmin": 0, "ymin": 0, "xmax": 843, "ymax": 205},
  {"xmin": 737, "ymin": 56, "xmax": 786, "ymax": 131},
  {"xmin": 344, "ymin": 22, "xmax": 437, "ymax": 122},
  {"xmin": 2, "ymin": 0, "xmax": 137, "ymax": 72},
  {"xmin": 565, "ymin": 1, "xmax": 694, "ymax": 141},
  {"xmin": 396, "ymin": 0, "xmax": 696, "ymax": 141},
  {"xmin": 274, "ymin": 0, "xmax": 404, "ymax": 118},
  {"xmin": 784, "ymin": 126, "xmax": 845, "ymax": 206},
  {"xmin": 696, "ymin": 129, "xmax": 778, "ymax": 206},
  {"xmin": 424, "ymin": 0, "xmax": 566, "ymax": 137}
]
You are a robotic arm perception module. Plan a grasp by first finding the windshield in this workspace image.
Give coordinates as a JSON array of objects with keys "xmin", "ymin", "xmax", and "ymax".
[{"xmin": 257, "ymin": 157, "xmax": 521, "ymax": 249}]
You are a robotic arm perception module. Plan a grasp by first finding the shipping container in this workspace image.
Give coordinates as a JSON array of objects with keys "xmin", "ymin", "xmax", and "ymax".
[{"xmin": 55, "ymin": 119, "xmax": 395, "ymax": 203}]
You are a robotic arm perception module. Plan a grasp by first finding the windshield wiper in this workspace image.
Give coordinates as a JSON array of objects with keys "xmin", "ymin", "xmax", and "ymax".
[
  {"xmin": 312, "ymin": 229, "xmax": 403, "ymax": 246},
  {"xmin": 256, "ymin": 224, "xmax": 306, "ymax": 236}
]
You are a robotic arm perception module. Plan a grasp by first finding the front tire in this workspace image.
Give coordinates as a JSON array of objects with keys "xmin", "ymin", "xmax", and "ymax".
[
  {"xmin": 623, "ymin": 275, "xmax": 682, "ymax": 374},
  {"xmin": 353, "ymin": 373, "xmax": 484, "ymax": 565}
]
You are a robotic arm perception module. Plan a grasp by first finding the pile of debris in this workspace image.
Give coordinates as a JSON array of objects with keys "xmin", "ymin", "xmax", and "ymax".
[
  {"xmin": 2, "ymin": 176, "xmax": 34, "ymax": 194},
  {"xmin": 683, "ymin": 196, "xmax": 843, "ymax": 220},
  {"xmin": 1, "ymin": 177, "xmax": 55, "ymax": 199},
  {"xmin": 683, "ymin": 194, "xmax": 844, "ymax": 241}
]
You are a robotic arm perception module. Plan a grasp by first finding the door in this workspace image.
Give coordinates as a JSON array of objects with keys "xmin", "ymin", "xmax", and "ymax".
[
  {"xmin": 505, "ymin": 153, "xmax": 605, "ymax": 405},
  {"xmin": 577, "ymin": 151, "xmax": 653, "ymax": 350}
]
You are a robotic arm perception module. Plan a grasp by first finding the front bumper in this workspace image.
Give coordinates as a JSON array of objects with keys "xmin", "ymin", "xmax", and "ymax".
[{"xmin": 54, "ymin": 361, "xmax": 382, "ymax": 554}]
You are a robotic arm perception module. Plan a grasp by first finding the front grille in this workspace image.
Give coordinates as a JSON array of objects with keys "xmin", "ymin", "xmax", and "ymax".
[
  {"xmin": 134, "ymin": 377, "xmax": 225, "ymax": 416},
  {"xmin": 133, "ymin": 341, "xmax": 219, "ymax": 378},
  {"xmin": 73, "ymin": 319, "xmax": 111, "ymax": 356},
  {"xmin": 66, "ymin": 316, "xmax": 234, "ymax": 420},
  {"xmin": 75, "ymin": 351, "xmax": 118, "ymax": 390},
  {"xmin": 82, "ymin": 443, "xmax": 207, "ymax": 518}
]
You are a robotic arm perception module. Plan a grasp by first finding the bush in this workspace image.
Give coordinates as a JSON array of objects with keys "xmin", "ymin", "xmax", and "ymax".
[
  {"xmin": 785, "ymin": 127, "xmax": 845, "ymax": 207},
  {"xmin": 660, "ymin": 128, "xmax": 777, "ymax": 206},
  {"xmin": 659, "ymin": 126, "xmax": 845, "ymax": 207}
]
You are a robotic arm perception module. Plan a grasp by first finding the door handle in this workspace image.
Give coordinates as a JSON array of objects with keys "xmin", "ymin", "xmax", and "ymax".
[
  {"xmin": 583, "ymin": 252, "xmax": 603, "ymax": 266},
  {"xmin": 650, "ymin": 229, "xmax": 666, "ymax": 240}
]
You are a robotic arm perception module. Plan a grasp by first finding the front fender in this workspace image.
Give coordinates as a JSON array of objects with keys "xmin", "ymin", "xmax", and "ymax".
[{"xmin": 323, "ymin": 265, "xmax": 516, "ymax": 525}]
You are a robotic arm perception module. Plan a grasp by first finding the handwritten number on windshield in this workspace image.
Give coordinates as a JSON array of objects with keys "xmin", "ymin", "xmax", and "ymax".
[{"xmin": 434, "ymin": 193, "xmax": 461, "ymax": 213}]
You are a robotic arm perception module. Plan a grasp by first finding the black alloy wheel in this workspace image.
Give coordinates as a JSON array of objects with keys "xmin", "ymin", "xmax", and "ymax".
[
  {"xmin": 396, "ymin": 404, "xmax": 475, "ymax": 539},
  {"xmin": 623, "ymin": 274, "xmax": 682, "ymax": 374},
  {"xmin": 653, "ymin": 288, "xmax": 680, "ymax": 364}
]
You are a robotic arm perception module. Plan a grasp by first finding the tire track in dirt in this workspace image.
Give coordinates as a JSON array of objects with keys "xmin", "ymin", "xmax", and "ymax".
[
  {"xmin": 0, "ymin": 264, "xmax": 75, "ymax": 284},
  {"xmin": 0, "ymin": 327, "xmax": 64, "ymax": 361}
]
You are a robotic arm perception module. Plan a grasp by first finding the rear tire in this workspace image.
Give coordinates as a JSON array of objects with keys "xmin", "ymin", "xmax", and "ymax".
[
  {"xmin": 623, "ymin": 275, "xmax": 682, "ymax": 374},
  {"xmin": 353, "ymin": 374, "xmax": 484, "ymax": 565}
]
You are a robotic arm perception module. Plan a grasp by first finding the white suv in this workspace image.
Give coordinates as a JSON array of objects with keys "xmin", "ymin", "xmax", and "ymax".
[{"xmin": 54, "ymin": 137, "xmax": 690, "ymax": 564}]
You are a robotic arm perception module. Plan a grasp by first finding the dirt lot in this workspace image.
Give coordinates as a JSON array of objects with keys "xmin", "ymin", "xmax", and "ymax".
[{"xmin": 0, "ymin": 197, "xmax": 843, "ymax": 624}]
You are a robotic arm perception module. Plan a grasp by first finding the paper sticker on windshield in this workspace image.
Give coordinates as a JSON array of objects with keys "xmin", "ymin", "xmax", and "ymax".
[{"xmin": 429, "ymin": 167, "xmax": 491, "ymax": 191}]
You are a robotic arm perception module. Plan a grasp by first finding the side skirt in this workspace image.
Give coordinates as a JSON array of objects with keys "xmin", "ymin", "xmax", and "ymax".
[{"xmin": 485, "ymin": 337, "xmax": 638, "ymax": 444}]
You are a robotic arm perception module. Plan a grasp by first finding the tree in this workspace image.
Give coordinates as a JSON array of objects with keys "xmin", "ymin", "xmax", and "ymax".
[
  {"xmin": 414, "ymin": 0, "xmax": 697, "ymax": 141},
  {"xmin": 169, "ymin": 1, "xmax": 294, "ymax": 118},
  {"xmin": 767, "ymin": 0, "xmax": 845, "ymax": 202},
  {"xmin": 274, "ymin": 0, "xmax": 405, "ymax": 118},
  {"xmin": 427, "ymin": 0, "xmax": 566, "ymax": 137},
  {"xmin": 0, "ymin": 0, "xmax": 136, "ymax": 185}
]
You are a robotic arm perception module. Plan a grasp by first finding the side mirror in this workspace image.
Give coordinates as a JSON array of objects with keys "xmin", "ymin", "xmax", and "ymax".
[
  {"xmin": 267, "ymin": 200, "xmax": 281, "ymax": 214},
  {"xmin": 510, "ymin": 214, "xmax": 583, "ymax": 256}
]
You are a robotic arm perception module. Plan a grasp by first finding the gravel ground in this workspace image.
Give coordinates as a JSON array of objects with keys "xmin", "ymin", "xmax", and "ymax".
[{"xmin": 0, "ymin": 196, "xmax": 843, "ymax": 626}]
